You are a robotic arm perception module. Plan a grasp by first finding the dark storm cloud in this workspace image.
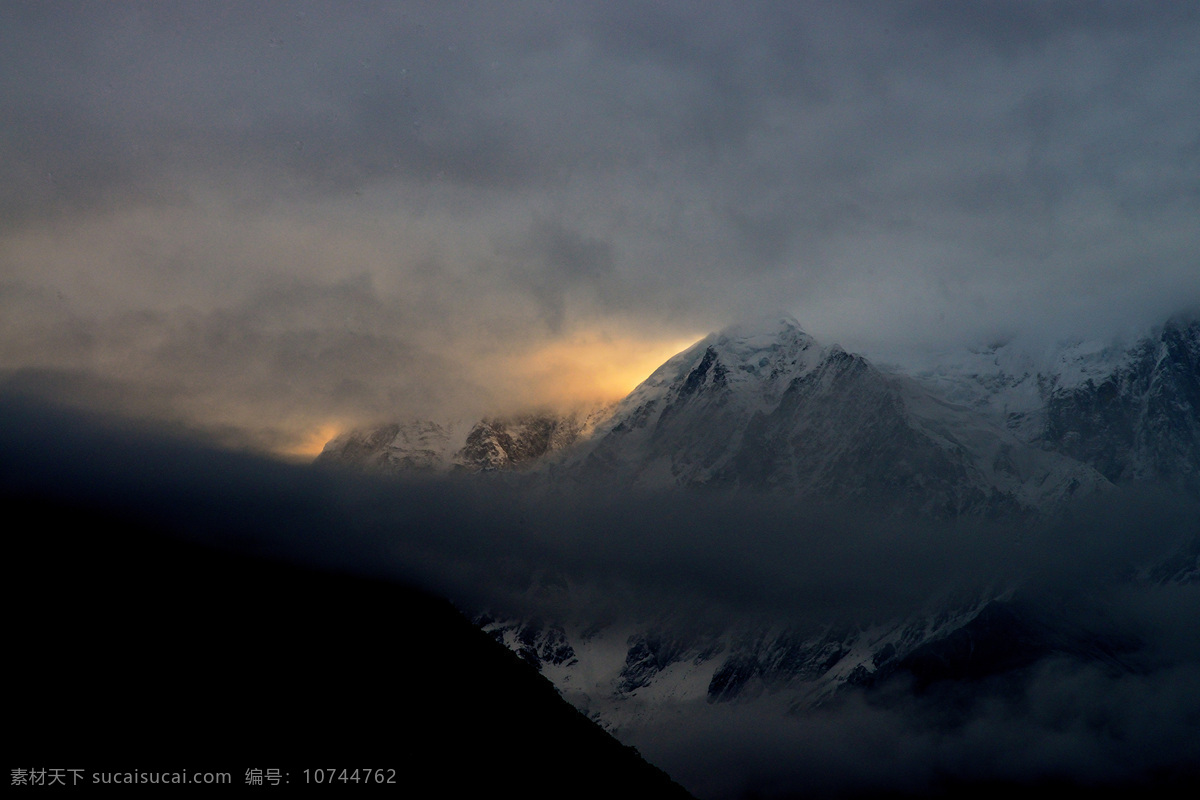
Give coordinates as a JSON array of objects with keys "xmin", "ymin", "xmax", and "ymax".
[
  {"xmin": 495, "ymin": 219, "xmax": 616, "ymax": 331},
  {"xmin": 0, "ymin": 272, "xmax": 489, "ymax": 450},
  {"xmin": 5, "ymin": 1, "xmax": 1197, "ymax": 225},
  {"xmin": 1, "ymin": 0, "xmax": 701, "ymax": 212},
  {"xmin": 0, "ymin": 2, "xmax": 514, "ymax": 220},
  {"xmin": 4, "ymin": 393, "xmax": 1194, "ymax": 627},
  {"xmin": 2, "ymin": 1, "xmax": 1199, "ymax": 439}
]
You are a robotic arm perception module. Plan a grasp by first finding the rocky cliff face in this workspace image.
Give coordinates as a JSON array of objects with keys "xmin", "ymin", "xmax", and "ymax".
[
  {"xmin": 316, "ymin": 408, "xmax": 611, "ymax": 474},
  {"xmin": 315, "ymin": 419, "xmax": 461, "ymax": 473},
  {"xmin": 565, "ymin": 315, "xmax": 1114, "ymax": 516},
  {"xmin": 458, "ymin": 413, "xmax": 593, "ymax": 470},
  {"xmin": 1041, "ymin": 316, "xmax": 1200, "ymax": 492},
  {"xmin": 317, "ymin": 314, "xmax": 1198, "ymax": 508}
]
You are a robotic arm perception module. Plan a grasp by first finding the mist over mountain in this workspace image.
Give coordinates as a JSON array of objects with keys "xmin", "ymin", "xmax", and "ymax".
[
  {"xmin": 5, "ymin": 3, "xmax": 1199, "ymax": 796},
  {"xmin": 324, "ymin": 312, "xmax": 1199, "ymax": 510},
  {"xmin": 7, "ymin": 310, "xmax": 1196, "ymax": 798},
  {"xmin": 315, "ymin": 311, "xmax": 1198, "ymax": 797}
]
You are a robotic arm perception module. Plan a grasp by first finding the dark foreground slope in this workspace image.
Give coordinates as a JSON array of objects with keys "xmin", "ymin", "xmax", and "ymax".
[{"xmin": 6, "ymin": 494, "xmax": 691, "ymax": 797}]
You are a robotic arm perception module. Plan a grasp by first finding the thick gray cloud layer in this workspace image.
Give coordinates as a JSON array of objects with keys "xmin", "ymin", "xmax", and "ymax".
[{"xmin": 2, "ymin": 1, "xmax": 1198, "ymax": 445}]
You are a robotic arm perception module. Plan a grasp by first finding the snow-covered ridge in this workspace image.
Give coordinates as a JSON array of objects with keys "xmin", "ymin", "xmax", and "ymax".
[
  {"xmin": 563, "ymin": 315, "xmax": 1160, "ymax": 512},
  {"xmin": 877, "ymin": 314, "xmax": 1200, "ymax": 491},
  {"xmin": 318, "ymin": 311, "xmax": 1198, "ymax": 508},
  {"xmin": 315, "ymin": 311, "xmax": 1199, "ymax": 744},
  {"xmin": 315, "ymin": 406, "xmax": 614, "ymax": 475},
  {"xmin": 588, "ymin": 314, "xmax": 819, "ymax": 435}
]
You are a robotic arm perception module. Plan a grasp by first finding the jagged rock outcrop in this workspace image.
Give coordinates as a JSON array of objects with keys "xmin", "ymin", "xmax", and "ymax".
[
  {"xmin": 565, "ymin": 315, "xmax": 1111, "ymax": 515},
  {"xmin": 316, "ymin": 408, "xmax": 610, "ymax": 474},
  {"xmin": 1041, "ymin": 316, "xmax": 1200, "ymax": 492}
]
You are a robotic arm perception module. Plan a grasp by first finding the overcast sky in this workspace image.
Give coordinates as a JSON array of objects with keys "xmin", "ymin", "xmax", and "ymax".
[{"xmin": 2, "ymin": 1, "xmax": 1198, "ymax": 454}]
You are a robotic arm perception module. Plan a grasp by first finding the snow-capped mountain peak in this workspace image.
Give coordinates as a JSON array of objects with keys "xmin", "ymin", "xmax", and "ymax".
[
  {"xmin": 604, "ymin": 315, "xmax": 820, "ymax": 420},
  {"xmin": 568, "ymin": 314, "xmax": 1117, "ymax": 511},
  {"xmin": 311, "ymin": 311, "xmax": 1198, "ymax": 746},
  {"xmin": 318, "ymin": 311, "xmax": 1198, "ymax": 505},
  {"xmin": 565, "ymin": 316, "xmax": 831, "ymax": 488}
]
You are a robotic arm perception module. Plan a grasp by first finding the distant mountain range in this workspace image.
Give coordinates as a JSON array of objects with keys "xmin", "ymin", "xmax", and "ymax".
[
  {"xmin": 321, "ymin": 312, "xmax": 1199, "ymax": 511},
  {"xmin": 5, "ymin": 310, "xmax": 1196, "ymax": 797},
  {"xmin": 317, "ymin": 312, "xmax": 1198, "ymax": 749}
]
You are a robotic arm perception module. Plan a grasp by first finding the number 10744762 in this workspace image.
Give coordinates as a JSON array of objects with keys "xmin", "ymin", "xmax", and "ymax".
[{"xmin": 303, "ymin": 769, "xmax": 396, "ymax": 785}]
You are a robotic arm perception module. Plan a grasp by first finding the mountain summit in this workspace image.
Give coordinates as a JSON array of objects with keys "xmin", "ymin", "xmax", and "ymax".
[
  {"xmin": 473, "ymin": 313, "xmax": 1198, "ymax": 738},
  {"xmin": 568, "ymin": 315, "xmax": 822, "ymax": 482},
  {"xmin": 304, "ymin": 312, "xmax": 1199, "ymax": 785},
  {"xmin": 319, "ymin": 312, "xmax": 1198, "ymax": 512},
  {"xmin": 567, "ymin": 315, "xmax": 1118, "ymax": 515}
]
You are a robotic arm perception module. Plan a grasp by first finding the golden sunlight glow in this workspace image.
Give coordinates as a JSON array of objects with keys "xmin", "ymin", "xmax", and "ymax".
[
  {"xmin": 267, "ymin": 331, "xmax": 701, "ymax": 462},
  {"xmin": 509, "ymin": 331, "xmax": 701, "ymax": 409},
  {"xmin": 278, "ymin": 423, "xmax": 343, "ymax": 462}
]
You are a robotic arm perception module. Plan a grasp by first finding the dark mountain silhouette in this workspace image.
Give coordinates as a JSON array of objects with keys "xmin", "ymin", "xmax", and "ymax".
[{"xmin": 6, "ymin": 493, "xmax": 692, "ymax": 797}]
